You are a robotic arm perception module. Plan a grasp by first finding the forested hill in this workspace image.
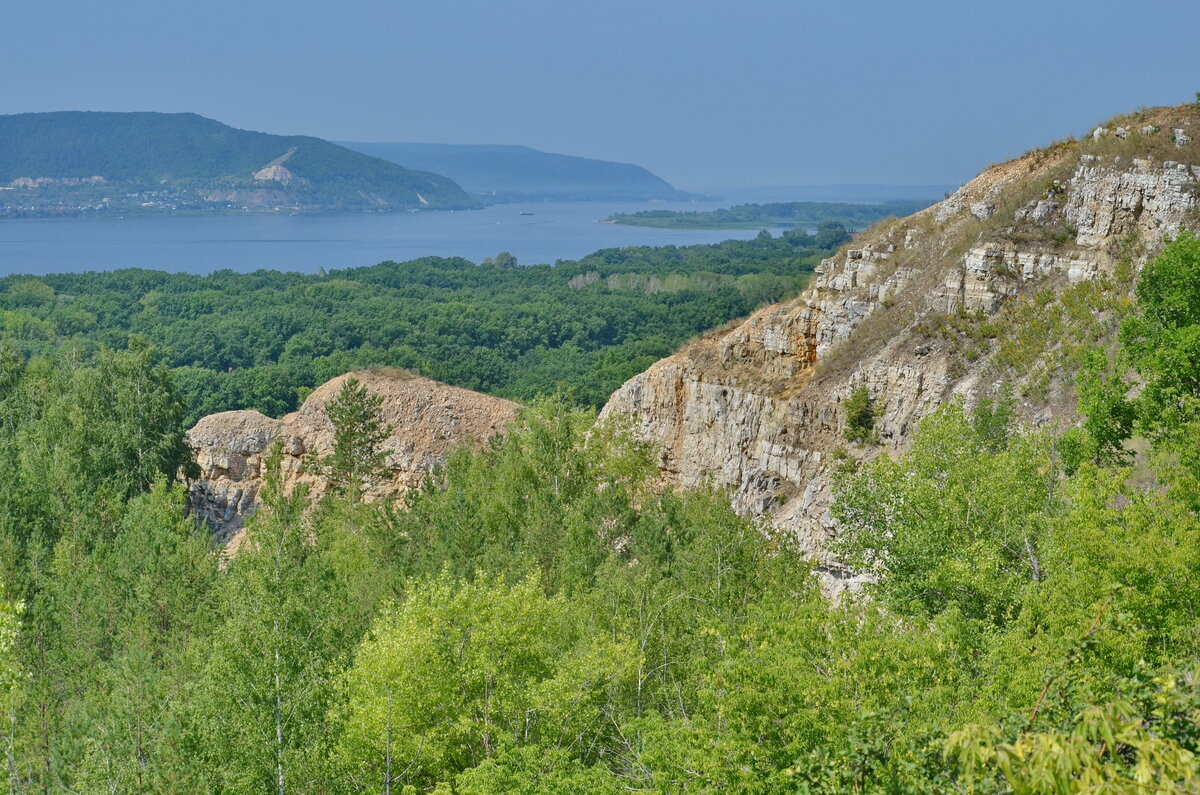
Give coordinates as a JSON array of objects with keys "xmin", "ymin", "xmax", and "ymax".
[
  {"xmin": 338, "ymin": 141, "xmax": 686, "ymax": 201},
  {"xmin": 0, "ymin": 111, "xmax": 479, "ymax": 213}
]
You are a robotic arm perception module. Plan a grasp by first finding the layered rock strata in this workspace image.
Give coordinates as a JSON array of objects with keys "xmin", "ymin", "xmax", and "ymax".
[{"xmin": 600, "ymin": 106, "xmax": 1199, "ymax": 591}]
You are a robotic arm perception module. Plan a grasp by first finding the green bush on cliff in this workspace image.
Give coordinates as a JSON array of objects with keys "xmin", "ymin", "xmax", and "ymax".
[{"xmin": 842, "ymin": 385, "xmax": 877, "ymax": 443}]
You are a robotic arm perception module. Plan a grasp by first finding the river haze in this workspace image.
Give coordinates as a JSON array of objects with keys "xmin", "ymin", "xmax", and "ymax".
[{"xmin": 0, "ymin": 200, "xmax": 759, "ymax": 276}]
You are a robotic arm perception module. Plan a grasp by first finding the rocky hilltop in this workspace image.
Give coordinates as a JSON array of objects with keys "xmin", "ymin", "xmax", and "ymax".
[
  {"xmin": 600, "ymin": 104, "xmax": 1200, "ymax": 587},
  {"xmin": 187, "ymin": 370, "xmax": 518, "ymax": 547}
]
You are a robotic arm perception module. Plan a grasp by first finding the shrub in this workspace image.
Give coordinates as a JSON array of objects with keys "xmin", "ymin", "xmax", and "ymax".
[{"xmin": 843, "ymin": 386, "xmax": 877, "ymax": 444}]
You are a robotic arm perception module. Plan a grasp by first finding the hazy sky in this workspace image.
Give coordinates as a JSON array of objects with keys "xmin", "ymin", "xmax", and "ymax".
[{"xmin": 3, "ymin": 0, "xmax": 1198, "ymax": 190}]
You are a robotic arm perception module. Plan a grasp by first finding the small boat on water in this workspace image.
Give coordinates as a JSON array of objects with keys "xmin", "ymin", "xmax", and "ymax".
[{"xmin": 520, "ymin": 212, "xmax": 534, "ymax": 216}]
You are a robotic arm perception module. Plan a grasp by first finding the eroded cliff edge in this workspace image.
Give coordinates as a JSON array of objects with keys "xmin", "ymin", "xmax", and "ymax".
[
  {"xmin": 599, "ymin": 104, "xmax": 1200, "ymax": 588},
  {"xmin": 186, "ymin": 370, "xmax": 518, "ymax": 547}
]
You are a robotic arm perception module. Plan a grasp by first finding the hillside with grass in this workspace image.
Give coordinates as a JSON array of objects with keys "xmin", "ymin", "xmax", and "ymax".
[{"xmin": 0, "ymin": 111, "xmax": 479, "ymax": 214}]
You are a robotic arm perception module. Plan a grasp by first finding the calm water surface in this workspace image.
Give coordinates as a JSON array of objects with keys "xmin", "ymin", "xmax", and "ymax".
[{"xmin": 0, "ymin": 200, "xmax": 758, "ymax": 276}]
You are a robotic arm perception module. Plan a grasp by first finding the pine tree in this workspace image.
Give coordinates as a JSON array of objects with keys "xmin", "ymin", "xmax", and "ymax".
[{"xmin": 321, "ymin": 378, "xmax": 392, "ymax": 502}]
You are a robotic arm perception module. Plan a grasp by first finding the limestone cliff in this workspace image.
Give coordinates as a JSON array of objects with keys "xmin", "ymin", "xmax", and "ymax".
[
  {"xmin": 187, "ymin": 370, "xmax": 518, "ymax": 547},
  {"xmin": 600, "ymin": 104, "xmax": 1200, "ymax": 589}
]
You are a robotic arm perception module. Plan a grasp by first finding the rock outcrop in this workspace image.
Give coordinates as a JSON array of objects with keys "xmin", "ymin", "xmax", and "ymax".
[
  {"xmin": 600, "ymin": 104, "xmax": 1200, "ymax": 592},
  {"xmin": 252, "ymin": 164, "xmax": 299, "ymax": 185},
  {"xmin": 187, "ymin": 370, "xmax": 518, "ymax": 546}
]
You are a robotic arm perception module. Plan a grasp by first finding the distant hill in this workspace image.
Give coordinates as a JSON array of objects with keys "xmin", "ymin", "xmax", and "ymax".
[
  {"xmin": 0, "ymin": 112, "xmax": 479, "ymax": 215},
  {"xmin": 338, "ymin": 141, "xmax": 686, "ymax": 202}
]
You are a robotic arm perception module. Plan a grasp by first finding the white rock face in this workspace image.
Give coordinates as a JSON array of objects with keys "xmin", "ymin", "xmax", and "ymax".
[
  {"xmin": 970, "ymin": 201, "xmax": 996, "ymax": 220},
  {"xmin": 187, "ymin": 411, "xmax": 281, "ymax": 542},
  {"xmin": 1063, "ymin": 158, "xmax": 1198, "ymax": 247},
  {"xmin": 601, "ymin": 120, "xmax": 1199, "ymax": 591},
  {"xmin": 933, "ymin": 246, "xmax": 1098, "ymax": 315},
  {"xmin": 252, "ymin": 164, "xmax": 297, "ymax": 184}
]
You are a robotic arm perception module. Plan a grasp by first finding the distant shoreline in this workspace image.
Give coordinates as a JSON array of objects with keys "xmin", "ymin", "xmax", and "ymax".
[
  {"xmin": 0, "ymin": 206, "xmax": 449, "ymax": 221},
  {"xmin": 606, "ymin": 218, "xmax": 802, "ymax": 230},
  {"xmin": 0, "ymin": 198, "xmax": 765, "ymax": 276},
  {"xmin": 606, "ymin": 198, "xmax": 938, "ymax": 231}
]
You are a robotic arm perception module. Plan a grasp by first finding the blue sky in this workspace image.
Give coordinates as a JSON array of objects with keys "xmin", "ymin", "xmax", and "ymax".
[{"xmin": 3, "ymin": 0, "xmax": 1197, "ymax": 190}]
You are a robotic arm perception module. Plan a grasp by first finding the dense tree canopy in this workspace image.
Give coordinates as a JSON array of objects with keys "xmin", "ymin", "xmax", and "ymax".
[
  {"xmin": 1120, "ymin": 231, "xmax": 1200, "ymax": 438},
  {"xmin": 0, "ymin": 231, "xmax": 838, "ymax": 420}
]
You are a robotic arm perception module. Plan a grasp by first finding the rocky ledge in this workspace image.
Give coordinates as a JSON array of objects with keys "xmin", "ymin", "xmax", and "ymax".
[
  {"xmin": 600, "ymin": 104, "xmax": 1199, "ymax": 593},
  {"xmin": 186, "ymin": 370, "xmax": 518, "ymax": 548}
]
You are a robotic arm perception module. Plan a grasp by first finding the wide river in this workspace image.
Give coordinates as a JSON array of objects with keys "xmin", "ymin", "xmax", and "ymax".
[{"xmin": 0, "ymin": 199, "xmax": 759, "ymax": 276}]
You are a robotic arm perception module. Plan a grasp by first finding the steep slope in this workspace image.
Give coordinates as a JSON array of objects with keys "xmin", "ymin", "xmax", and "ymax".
[
  {"xmin": 600, "ymin": 104, "xmax": 1200, "ymax": 587},
  {"xmin": 0, "ymin": 111, "xmax": 478, "ymax": 212},
  {"xmin": 338, "ymin": 141, "xmax": 685, "ymax": 201},
  {"xmin": 187, "ymin": 370, "xmax": 518, "ymax": 547}
]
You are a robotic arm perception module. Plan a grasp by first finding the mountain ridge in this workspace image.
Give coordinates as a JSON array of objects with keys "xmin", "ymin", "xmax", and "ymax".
[
  {"xmin": 338, "ymin": 140, "xmax": 686, "ymax": 202},
  {"xmin": 0, "ymin": 111, "xmax": 479, "ymax": 214}
]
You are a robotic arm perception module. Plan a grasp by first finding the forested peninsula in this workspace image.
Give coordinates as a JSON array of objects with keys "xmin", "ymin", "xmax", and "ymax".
[{"xmin": 607, "ymin": 198, "xmax": 936, "ymax": 229}]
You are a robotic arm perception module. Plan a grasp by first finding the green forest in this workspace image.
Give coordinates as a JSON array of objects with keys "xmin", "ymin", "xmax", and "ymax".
[
  {"xmin": 0, "ymin": 227, "xmax": 847, "ymax": 421},
  {"xmin": 607, "ymin": 200, "xmax": 935, "ymax": 230},
  {"xmin": 0, "ymin": 233, "xmax": 1197, "ymax": 792}
]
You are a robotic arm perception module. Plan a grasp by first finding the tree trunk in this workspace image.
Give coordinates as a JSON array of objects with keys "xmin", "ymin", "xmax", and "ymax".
[
  {"xmin": 275, "ymin": 626, "xmax": 285, "ymax": 795},
  {"xmin": 382, "ymin": 693, "xmax": 392, "ymax": 795}
]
